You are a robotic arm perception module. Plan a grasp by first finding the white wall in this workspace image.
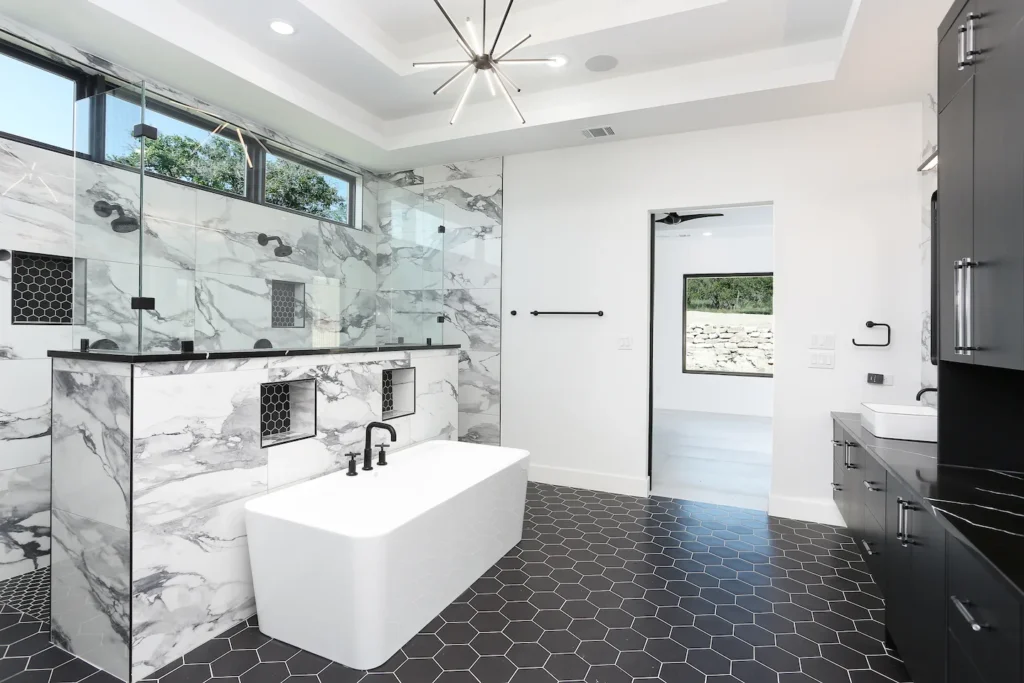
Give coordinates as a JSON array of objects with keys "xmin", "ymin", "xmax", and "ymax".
[
  {"xmin": 653, "ymin": 228, "xmax": 774, "ymax": 417},
  {"xmin": 501, "ymin": 104, "xmax": 922, "ymax": 524}
]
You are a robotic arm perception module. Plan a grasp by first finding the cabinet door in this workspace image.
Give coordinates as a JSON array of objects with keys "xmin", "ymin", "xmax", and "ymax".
[
  {"xmin": 844, "ymin": 440, "xmax": 865, "ymax": 539},
  {"xmin": 938, "ymin": 1, "xmax": 976, "ymax": 112},
  {"xmin": 972, "ymin": 15, "xmax": 1024, "ymax": 370},
  {"xmin": 938, "ymin": 76, "xmax": 976, "ymax": 364},
  {"xmin": 905, "ymin": 501, "xmax": 948, "ymax": 683},
  {"xmin": 885, "ymin": 477, "xmax": 915, "ymax": 658},
  {"xmin": 832, "ymin": 423, "xmax": 846, "ymax": 515}
]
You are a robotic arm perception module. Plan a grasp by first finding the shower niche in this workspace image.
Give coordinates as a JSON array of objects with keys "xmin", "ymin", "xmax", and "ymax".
[
  {"xmin": 382, "ymin": 368, "xmax": 415, "ymax": 420},
  {"xmin": 260, "ymin": 378, "xmax": 317, "ymax": 448}
]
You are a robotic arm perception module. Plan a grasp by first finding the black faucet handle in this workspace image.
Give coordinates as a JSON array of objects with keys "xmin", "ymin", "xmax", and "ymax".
[
  {"xmin": 376, "ymin": 442, "xmax": 390, "ymax": 466},
  {"xmin": 346, "ymin": 452, "xmax": 359, "ymax": 477}
]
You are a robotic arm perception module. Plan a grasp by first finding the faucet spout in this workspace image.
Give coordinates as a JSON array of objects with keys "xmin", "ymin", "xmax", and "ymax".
[
  {"xmin": 916, "ymin": 387, "xmax": 938, "ymax": 402},
  {"xmin": 363, "ymin": 421, "xmax": 397, "ymax": 470}
]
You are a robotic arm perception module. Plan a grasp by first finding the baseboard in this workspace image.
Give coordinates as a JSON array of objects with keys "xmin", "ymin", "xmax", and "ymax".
[
  {"xmin": 529, "ymin": 464, "xmax": 649, "ymax": 497},
  {"xmin": 768, "ymin": 494, "xmax": 846, "ymax": 527}
]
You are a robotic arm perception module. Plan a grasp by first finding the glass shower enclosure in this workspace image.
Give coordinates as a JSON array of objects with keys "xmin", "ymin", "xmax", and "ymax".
[{"xmin": 71, "ymin": 83, "xmax": 447, "ymax": 355}]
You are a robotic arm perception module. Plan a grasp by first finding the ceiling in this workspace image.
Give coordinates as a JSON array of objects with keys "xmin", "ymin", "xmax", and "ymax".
[{"xmin": 0, "ymin": 0, "xmax": 947, "ymax": 172}]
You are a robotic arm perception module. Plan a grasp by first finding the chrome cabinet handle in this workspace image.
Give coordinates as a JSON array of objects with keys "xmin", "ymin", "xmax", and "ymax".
[
  {"xmin": 844, "ymin": 442, "xmax": 857, "ymax": 470},
  {"xmin": 863, "ymin": 480, "xmax": 881, "ymax": 492},
  {"xmin": 896, "ymin": 497, "xmax": 905, "ymax": 540},
  {"xmin": 831, "ymin": 482, "xmax": 842, "ymax": 491},
  {"xmin": 901, "ymin": 501, "xmax": 913, "ymax": 547},
  {"xmin": 964, "ymin": 258, "xmax": 975, "ymax": 355},
  {"xmin": 951, "ymin": 596, "xmax": 986, "ymax": 632},
  {"xmin": 861, "ymin": 539, "xmax": 875, "ymax": 556},
  {"xmin": 966, "ymin": 13, "xmax": 980, "ymax": 59},
  {"xmin": 957, "ymin": 25, "xmax": 968, "ymax": 69},
  {"xmin": 831, "ymin": 439, "xmax": 844, "ymax": 447},
  {"xmin": 954, "ymin": 259, "xmax": 965, "ymax": 354}
]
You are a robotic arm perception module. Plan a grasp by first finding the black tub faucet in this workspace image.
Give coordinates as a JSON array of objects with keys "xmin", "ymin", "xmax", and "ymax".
[
  {"xmin": 916, "ymin": 387, "xmax": 938, "ymax": 402},
  {"xmin": 363, "ymin": 421, "xmax": 397, "ymax": 471}
]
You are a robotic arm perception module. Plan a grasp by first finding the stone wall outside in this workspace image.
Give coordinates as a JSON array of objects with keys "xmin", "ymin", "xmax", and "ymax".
[{"xmin": 685, "ymin": 311, "xmax": 773, "ymax": 375}]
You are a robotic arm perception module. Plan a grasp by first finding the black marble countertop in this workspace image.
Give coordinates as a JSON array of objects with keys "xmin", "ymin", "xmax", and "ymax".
[
  {"xmin": 48, "ymin": 343, "xmax": 461, "ymax": 364},
  {"xmin": 833, "ymin": 411, "xmax": 1024, "ymax": 598}
]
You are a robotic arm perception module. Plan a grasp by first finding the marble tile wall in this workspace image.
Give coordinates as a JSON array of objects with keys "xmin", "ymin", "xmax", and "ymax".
[
  {"xmin": 129, "ymin": 349, "xmax": 458, "ymax": 681},
  {"xmin": 50, "ymin": 358, "xmax": 132, "ymax": 681},
  {"xmin": 374, "ymin": 158, "xmax": 503, "ymax": 445},
  {"xmin": 920, "ymin": 91, "xmax": 938, "ymax": 407}
]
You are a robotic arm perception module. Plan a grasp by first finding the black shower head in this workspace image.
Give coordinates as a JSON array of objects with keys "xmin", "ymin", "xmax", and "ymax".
[
  {"xmin": 258, "ymin": 233, "xmax": 292, "ymax": 258},
  {"xmin": 111, "ymin": 215, "xmax": 140, "ymax": 233},
  {"xmin": 95, "ymin": 200, "xmax": 139, "ymax": 233},
  {"xmin": 274, "ymin": 245, "xmax": 293, "ymax": 257},
  {"xmin": 655, "ymin": 212, "xmax": 725, "ymax": 225}
]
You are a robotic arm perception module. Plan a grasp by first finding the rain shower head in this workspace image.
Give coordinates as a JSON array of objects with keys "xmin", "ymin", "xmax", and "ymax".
[
  {"xmin": 655, "ymin": 212, "xmax": 724, "ymax": 225},
  {"xmin": 94, "ymin": 200, "xmax": 140, "ymax": 233},
  {"xmin": 258, "ymin": 233, "xmax": 292, "ymax": 258}
]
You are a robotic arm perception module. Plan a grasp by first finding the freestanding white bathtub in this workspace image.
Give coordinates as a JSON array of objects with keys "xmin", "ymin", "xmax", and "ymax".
[{"xmin": 245, "ymin": 440, "xmax": 529, "ymax": 670}]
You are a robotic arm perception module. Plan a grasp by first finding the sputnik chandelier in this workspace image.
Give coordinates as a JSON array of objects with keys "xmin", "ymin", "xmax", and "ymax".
[{"xmin": 414, "ymin": 0, "xmax": 566, "ymax": 125}]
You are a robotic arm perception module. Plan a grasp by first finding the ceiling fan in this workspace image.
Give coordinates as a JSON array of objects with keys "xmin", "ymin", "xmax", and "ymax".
[
  {"xmin": 655, "ymin": 212, "xmax": 725, "ymax": 225},
  {"xmin": 414, "ymin": 0, "xmax": 566, "ymax": 125}
]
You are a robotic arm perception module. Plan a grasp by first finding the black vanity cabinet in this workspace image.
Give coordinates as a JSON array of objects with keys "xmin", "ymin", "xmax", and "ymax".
[{"xmin": 938, "ymin": 0, "xmax": 1024, "ymax": 370}]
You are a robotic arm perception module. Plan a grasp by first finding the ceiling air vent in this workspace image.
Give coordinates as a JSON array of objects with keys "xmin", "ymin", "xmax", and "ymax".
[{"xmin": 582, "ymin": 126, "xmax": 615, "ymax": 139}]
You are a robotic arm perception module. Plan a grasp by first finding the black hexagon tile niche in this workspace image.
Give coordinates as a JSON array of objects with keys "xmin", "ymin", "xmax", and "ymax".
[
  {"xmin": 0, "ymin": 483, "xmax": 913, "ymax": 683},
  {"xmin": 10, "ymin": 251, "xmax": 74, "ymax": 325}
]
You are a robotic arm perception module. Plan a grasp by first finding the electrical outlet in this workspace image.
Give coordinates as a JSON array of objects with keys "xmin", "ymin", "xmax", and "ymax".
[
  {"xmin": 809, "ymin": 351, "xmax": 835, "ymax": 369},
  {"xmin": 867, "ymin": 373, "xmax": 884, "ymax": 385},
  {"xmin": 810, "ymin": 333, "xmax": 836, "ymax": 350},
  {"xmin": 617, "ymin": 337, "xmax": 633, "ymax": 350}
]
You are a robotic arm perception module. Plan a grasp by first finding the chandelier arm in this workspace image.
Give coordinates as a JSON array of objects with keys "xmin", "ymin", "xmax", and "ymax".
[
  {"xmin": 433, "ymin": 0, "xmax": 477, "ymax": 56},
  {"xmin": 450, "ymin": 69, "xmax": 480, "ymax": 125},
  {"xmin": 414, "ymin": 60, "xmax": 475, "ymax": 68},
  {"xmin": 490, "ymin": 0, "xmax": 515, "ymax": 56},
  {"xmin": 499, "ymin": 58, "xmax": 558, "ymax": 64},
  {"xmin": 491, "ymin": 63, "xmax": 522, "ymax": 93},
  {"xmin": 495, "ymin": 34, "xmax": 532, "ymax": 61},
  {"xmin": 433, "ymin": 63, "xmax": 475, "ymax": 96},
  {"xmin": 493, "ymin": 65, "xmax": 526, "ymax": 124},
  {"xmin": 482, "ymin": 0, "xmax": 487, "ymax": 55}
]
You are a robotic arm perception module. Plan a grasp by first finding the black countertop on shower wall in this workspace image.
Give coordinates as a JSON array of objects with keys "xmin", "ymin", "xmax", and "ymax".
[
  {"xmin": 833, "ymin": 411, "xmax": 1024, "ymax": 598},
  {"xmin": 48, "ymin": 343, "xmax": 461, "ymax": 364}
]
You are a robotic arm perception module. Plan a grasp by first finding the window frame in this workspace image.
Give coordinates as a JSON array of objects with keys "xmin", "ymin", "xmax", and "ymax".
[
  {"xmin": 0, "ymin": 41, "xmax": 91, "ymax": 156},
  {"xmin": 0, "ymin": 38, "xmax": 359, "ymax": 225},
  {"xmin": 682, "ymin": 271, "xmax": 775, "ymax": 379},
  {"xmin": 263, "ymin": 145, "xmax": 356, "ymax": 227}
]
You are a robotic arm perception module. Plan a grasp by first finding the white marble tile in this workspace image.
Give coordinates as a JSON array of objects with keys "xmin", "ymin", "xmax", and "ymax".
[
  {"xmin": 132, "ymin": 369, "xmax": 269, "ymax": 527},
  {"xmin": 131, "ymin": 495, "xmax": 258, "ymax": 681},
  {"xmin": 412, "ymin": 175, "xmax": 502, "ymax": 230},
  {"xmin": 444, "ymin": 225, "xmax": 501, "ymax": 289},
  {"xmin": 0, "ymin": 360, "xmax": 51, "ymax": 471},
  {"xmin": 194, "ymin": 272, "xmax": 311, "ymax": 351},
  {"xmin": 51, "ymin": 508, "xmax": 129, "ymax": 681},
  {"xmin": 0, "ymin": 138, "xmax": 75, "ymax": 256},
  {"xmin": 377, "ymin": 290, "xmax": 443, "ymax": 345},
  {"xmin": 361, "ymin": 183, "xmax": 379, "ymax": 234},
  {"xmin": 52, "ymin": 357, "xmax": 132, "ymax": 375},
  {"xmin": 376, "ymin": 235, "xmax": 443, "ymax": 291},
  {"xmin": 195, "ymin": 226, "xmax": 319, "ymax": 282},
  {"xmin": 411, "ymin": 355, "xmax": 459, "ymax": 443},
  {"xmin": 458, "ymin": 350, "xmax": 501, "ymax": 416},
  {"xmin": 458, "ymin": 412, "xmax": 501, "ymax": 446},
  {"xmin": 319, "ymin": 222, "xmax": 376, "ymax": 288},
  {"xmin": 72, "ymin": 260, "xmax": 195, "ymax": 353},
  {"xmin": 0, "ymin": 463, "xmax": 50, "ymax": 581},
  {"xmin": 338, "ymin": 288, "xmax": 377, "ymax": 346},
  {"xmin": 444, "ymin": 288, "xmax": 501, "ymax": 352},
  {"xmin": 267, "ymin": 438, "xmax": 340, "ymax": 491},
  {"xmin": 144, "ymin": 175, "xmax": 198, "ymax": 227},
  {"xmin": 52, "ymin": 369, "xmax": 132, "ymax": 530},
  {"xmin": 0, "ymin": 257, "xmax": 74, "ymax": 360},
  {"xmin": 375, "ymin": 170, "xmax": 423, "ymax": 187},
  {"xmin": 134, "ymin": 358, "xmax": 269, "ymax": 378},
  {"xmin": 415, "ymin": 158, "xmax": 502, "ymax": 185}
]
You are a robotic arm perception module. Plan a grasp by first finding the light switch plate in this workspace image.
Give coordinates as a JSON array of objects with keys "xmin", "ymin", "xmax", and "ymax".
[
  {"xmin": 809, "ymin": 351, "xmax": 835, "ymax": 369},
  {"xmin": 810, "ymin": 333, "xmax": 836, "ymax": 350},
  {"xmin": 617, "ymin": 337, "xmax": 633, "ymax": 350}
]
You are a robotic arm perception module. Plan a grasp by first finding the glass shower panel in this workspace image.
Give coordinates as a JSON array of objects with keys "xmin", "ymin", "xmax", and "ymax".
[
  {"xmin": 376, "ymin": 183, "xmax": 445, "ymax": 345},
  {"xmin": 71, "ymin": 82, "xmax": 146, "ymax": 353}
]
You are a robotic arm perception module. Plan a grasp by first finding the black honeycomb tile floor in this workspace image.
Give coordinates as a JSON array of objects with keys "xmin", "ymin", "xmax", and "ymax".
[
  {"xmin": 0, "ymin": 603, "xmax": 114, "ymax": 683},
  {"xmin": 0, "ymin": 483, "xmax": 913, "ymax": 683},
  {"xmin": 0, "ymin": 569, "xmax": 48, "ymax": 623}
]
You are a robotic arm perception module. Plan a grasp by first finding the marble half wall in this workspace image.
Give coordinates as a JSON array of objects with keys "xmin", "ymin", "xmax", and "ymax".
[
  {"xmin": 129, "ymin": 348, "xmax": 458, "ymax": 681},
  {"xmin": 379, "ymin": 158, "xmax": 503, "ymax": 445}
]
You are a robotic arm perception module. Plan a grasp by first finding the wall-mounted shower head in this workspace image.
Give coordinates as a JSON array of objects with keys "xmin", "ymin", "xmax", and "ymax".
[
  {"xmin": 257, "ymin": 233, "xmax": 292, "ymax": 258},
  {"xmin": 94, "ymin": 200, "xmax": 140, "ymax": 233}
]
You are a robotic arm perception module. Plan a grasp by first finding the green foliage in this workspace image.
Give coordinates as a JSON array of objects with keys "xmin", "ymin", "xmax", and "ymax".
[
  {"xmin": 686, "ymin": 275, "xmax": 773, "ymax": 314},
  {"xmin": 111, "ymin": 135, "xmax": 349, "ymax": 223}
]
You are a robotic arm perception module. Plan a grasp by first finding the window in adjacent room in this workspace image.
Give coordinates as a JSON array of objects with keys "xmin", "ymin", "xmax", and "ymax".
[
  {"xmin": 0, "ymin": 50, "xmax": 76, "ymax": 150},
  {"xmin": 265, "ymin": 151, "xmax": 353, "ymax": 225},
  {"xmin": 683, "ymin": 273, "xmax": 774, "ymax": 377}
]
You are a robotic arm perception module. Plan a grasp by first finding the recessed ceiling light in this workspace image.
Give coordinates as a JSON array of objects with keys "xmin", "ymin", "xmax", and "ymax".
[
  {"xmin": 585, "ymin": 55, "xmax": 619, "ymax": 72},
  {"xmin": 270, "ymin": 20, "xmax": 295, "ymax": 35},
  {"xmin": 550, "ymin": 55, "xmax": 568, "ymax": 68}
]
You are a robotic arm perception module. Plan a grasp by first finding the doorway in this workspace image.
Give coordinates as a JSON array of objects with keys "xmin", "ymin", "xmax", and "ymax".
[{"xmin": 647, "ymin": 203, "xmax": 775, "ymax": 510}]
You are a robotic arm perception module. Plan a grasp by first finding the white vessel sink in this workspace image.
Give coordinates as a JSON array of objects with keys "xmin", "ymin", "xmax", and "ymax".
[{"xmin": 860, "ymin": 403, "xmax": 937, "ymax": 443}]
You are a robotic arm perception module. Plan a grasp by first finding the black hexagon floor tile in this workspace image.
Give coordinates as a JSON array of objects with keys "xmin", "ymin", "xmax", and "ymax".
[{"xmin": 0, "ymin": 484, "xmax": 914, "ymax": 683}]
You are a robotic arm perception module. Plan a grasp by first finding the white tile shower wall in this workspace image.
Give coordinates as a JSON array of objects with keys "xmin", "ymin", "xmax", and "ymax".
[
  {"xmin": 129, "ymin": 349, "xmax": 458, "ymax": 681},
  {"xmin": 391, "ymin": 158, "xmax": 504, "ymax": 445}
]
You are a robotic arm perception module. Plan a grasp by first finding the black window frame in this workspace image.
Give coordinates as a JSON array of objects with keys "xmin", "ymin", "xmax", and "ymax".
[
  {"xmin": 682, "ymin": 271, "xmax": 775, "ymax": 379},
  {"xmin": 0, "ymin": 38, "xmax": 358, "ymax": 227},
  {"xmin": 263, "ymin": 145, "xmax": 356, "ymax": 227}
]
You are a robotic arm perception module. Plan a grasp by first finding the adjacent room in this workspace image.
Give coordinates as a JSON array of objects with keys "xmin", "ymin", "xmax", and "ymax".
[
  {"xmin": 0, "ymin": 1, "xmax": 1019, "ymax": 683},
  {"xmin": 651, "ymin": 204, "xmax": 774, "ymax": 510}
]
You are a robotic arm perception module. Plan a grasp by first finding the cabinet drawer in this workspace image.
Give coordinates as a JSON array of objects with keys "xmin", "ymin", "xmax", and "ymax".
[
  {"xmin": 858, "ymin": 509, "xmax": 885, "ymax": 593},
  {"xmin": 938, "ymin": 0, "xmax": 976, "ymax": 112},
  {"xmin": 861, "ymin": 453, "xmax": 887, "ymax": 529},
  {"xmin": 948, "ymin": 538, "xmax": 1021, "ymax": 683}
]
